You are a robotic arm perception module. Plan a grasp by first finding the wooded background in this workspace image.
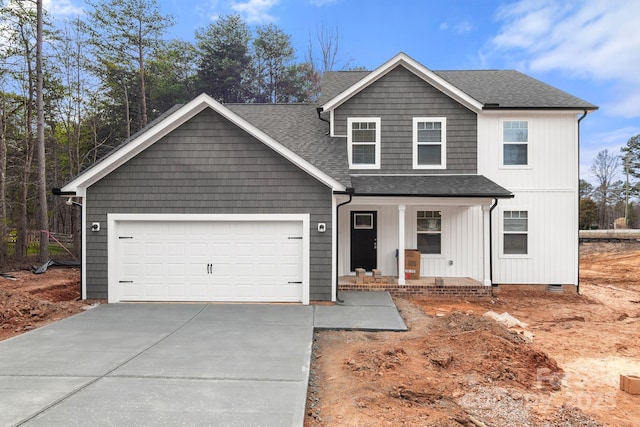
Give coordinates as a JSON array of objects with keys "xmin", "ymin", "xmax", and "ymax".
[
  {"xmin": 1, "ymin": 0, "xmax": 350, "ymax": 264},
  {"xmin": 1, "ymin": 0, "xmax": 638, "ymax": 266}
]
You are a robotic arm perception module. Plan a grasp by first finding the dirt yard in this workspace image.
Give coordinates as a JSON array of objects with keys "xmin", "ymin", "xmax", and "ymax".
[
  {"xmin": 306, "ymin": 243, "xmax": 640, "ymax": 427},
  {"xmin": 0, "ymin": 266, "xmax": 88, "ymax": 341},
  {"xmin": 1, "ymin": 245, "xmax": 639, "ymax": 426}
]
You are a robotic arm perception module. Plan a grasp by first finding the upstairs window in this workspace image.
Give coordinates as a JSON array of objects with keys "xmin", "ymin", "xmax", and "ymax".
[
  {"xmin": 417, "ymin": 210, "xmax": 442, "ymax": 254},
  {"xmin": 503, "ymin": 210, "xmax": 528, "ymax": 255},
  {"xmin": 413, "ymin": 117, "xmax": 446, "ymax": 169},
  {"xmin": 503, "ymin": 121, "xmax": 528, "ymax": 166},
  {"xmin": 348, "ymin": 118, "xmax": 380, "ymax": 169}
]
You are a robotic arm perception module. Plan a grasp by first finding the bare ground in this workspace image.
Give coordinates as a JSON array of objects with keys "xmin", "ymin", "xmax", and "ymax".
[
  {"xmin": 306, "ymin": 243, "xmax": 640, "ymax": 426},
  {"xmin": 1, "ymin": 245, "xmax": 638, "ymax": 426}
]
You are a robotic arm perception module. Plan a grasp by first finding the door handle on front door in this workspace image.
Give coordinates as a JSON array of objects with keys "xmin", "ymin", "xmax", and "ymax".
[{"xmin": 374, "ymin": 238, "xmax": 377, "ymax": 250}]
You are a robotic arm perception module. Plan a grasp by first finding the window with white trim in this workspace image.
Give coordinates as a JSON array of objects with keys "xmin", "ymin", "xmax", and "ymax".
[
  {"xmin": 348, "ymin": 118, "xmax": 380, "ymax": 169},
  {"xmin": 502, "ymin": 121, "xmax": 528, "ymax": 166},
  {"xmin": 413, "ymin": 117, "xmax": 446, "ymax": 169},
  {"xmin": 503, "ymin": 210, "xmax": 528, "ymax": 255},
  {"xmin": 417, "ymin": 210, "xmax": 441, "ymax": 254}
]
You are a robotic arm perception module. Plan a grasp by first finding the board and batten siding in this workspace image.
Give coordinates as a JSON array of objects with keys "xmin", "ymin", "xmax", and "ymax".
[
  {"xmin": 478, "ymin": 111, "xmax": 580, "ymax": 285},
  {"xmin": 333, "ymin": 65, "xmax": 477, "ymax": 174},
  {"xmin": 85, "ymin": 108, "xmax": 333, "ymax": 301},
  {"xmin": 338, "ymin": 204, "xmax": 483, "ymax": 281}
]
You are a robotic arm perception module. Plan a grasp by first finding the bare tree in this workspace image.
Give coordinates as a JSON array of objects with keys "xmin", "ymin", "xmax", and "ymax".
[
  {"xmin": 591, "ymin": 149, "xmax": 620, "ymax": 228},
  {"xmin": 36, "ymin": 0, "xmax": 48, "ymax": 262}
]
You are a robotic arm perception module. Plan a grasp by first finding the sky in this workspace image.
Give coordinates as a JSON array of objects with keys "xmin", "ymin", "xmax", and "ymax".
[{"xmin": 44, "ymin": 0, "xmax": 640, "ymax": 184}]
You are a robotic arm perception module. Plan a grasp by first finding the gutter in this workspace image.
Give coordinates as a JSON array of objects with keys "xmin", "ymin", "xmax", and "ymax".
[
  {"xmin": 334, "ymin": 188, "xmax": 355, "ymax": 304},
  {"xmin": 576, "ymin": 110, "xmax": 588, "ymax": 295},
  {"xmin": 316, "ymin": 107, "xmax": 330, "ymax": 124}
]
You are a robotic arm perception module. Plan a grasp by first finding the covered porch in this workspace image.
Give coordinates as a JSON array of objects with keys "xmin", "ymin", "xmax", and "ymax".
[{"xmin": 334, "ymin": 175, "xmax": 513, "ymax": 297}]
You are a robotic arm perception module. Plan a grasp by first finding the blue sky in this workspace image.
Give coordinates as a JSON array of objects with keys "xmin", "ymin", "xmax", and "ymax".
[{"xmin": 46, "ymin": 0, "xmax": 640, "ymax": 184}]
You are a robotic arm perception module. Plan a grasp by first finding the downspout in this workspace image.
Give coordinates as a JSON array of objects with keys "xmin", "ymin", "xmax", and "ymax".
[
  {"xmin": 577, "ymin": 110, "xmax": 588, "ymax": 295},
  {"xmin": 316, "ymin": 107, "xmax": 330, "ymax": 124},
  {"xmin": 335, "ymin": 189, "xmax": 354, "ymax": 304},
  {"xmin": 489, "ymin": 198, "xmax": 499, "ymax": 297}
]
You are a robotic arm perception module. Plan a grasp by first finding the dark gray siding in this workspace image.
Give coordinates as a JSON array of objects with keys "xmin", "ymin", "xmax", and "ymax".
[
  {"xmin": 86, "ymin": 108, "xmax": 333, "ymax": 301},
  {"xmin": 334, "ymin": 65, "xmax": 477, "ymax": 174}
]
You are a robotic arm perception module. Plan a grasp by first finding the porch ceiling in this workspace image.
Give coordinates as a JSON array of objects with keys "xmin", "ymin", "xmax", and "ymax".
[{"xmin": 348, "ymin": 175, "xmax": 513, "ymax": 198}]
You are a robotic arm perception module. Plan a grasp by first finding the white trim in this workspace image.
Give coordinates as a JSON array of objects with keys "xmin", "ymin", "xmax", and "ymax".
[
  {"xmin": 62, "ymin": 93, "xmax": 345, "ymax": 193},
  {"xmin": 398, "ymin": 205, "xmax": 406, "ymax": 285},
  {"xmin": 500, "ymin": 119, "xmax": 530, "ymax": 168},
  {"xmin": 321, "ymin": 52, "xmax": 484, "ymax": 113},
  {"xmin": 107, "ymin": 213, "xmax": 310, "ymax": 304},
  {"xmin": 81, "ymin": 197, "xmax": 87, "ymax": 299},
  {"xmin": 331, "ymin": 196, "xmax": 337, "ymax": 302},
  {"xmin": 413, "ymin": 117, "xmax": 447, "ymax": 169},
  {"xmin": 482, "ymin": 204, "xmax": 492, "ymax": 286},
  {"xmin": 499, "ymin": 208, "xmax": 530, "ymax": 258},
  {"xmin": 347, "ymin": 117, "xmax": 381, "ymax": 169}
]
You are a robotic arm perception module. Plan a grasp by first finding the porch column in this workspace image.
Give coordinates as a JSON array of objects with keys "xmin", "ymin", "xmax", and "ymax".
[
  {"xmin": 398, "ymin": 204, "xmax": 406, "ymax": 285},
  {"xmin": 482, "ymin": 204, "xmax": 492, "ymax": 286}
]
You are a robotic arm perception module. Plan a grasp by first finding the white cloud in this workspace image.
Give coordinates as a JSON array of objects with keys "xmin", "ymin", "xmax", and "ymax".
[
  {"xmin": 231, "ymin": 0, "xmax": 279, "ymax": 23},
  {"xmin": 43, "ymin": 0, "xmax": 84, "ymax": 16},
  {"xmin": 440, "ymin": 20, "xmax": 473, "ymax": 35},
  {"xmin": 490, "ymin": 0, "xmax": 640, "ymax": 117}
]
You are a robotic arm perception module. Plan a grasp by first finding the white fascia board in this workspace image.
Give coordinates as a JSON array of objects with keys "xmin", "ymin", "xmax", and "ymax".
[
  {"xmin": 321, "ymin": 52, "xmax": 483, "ymax": 113},
  {"xmin": 62, "ymin": 93, "xmax": 345, "ymax": 193}
]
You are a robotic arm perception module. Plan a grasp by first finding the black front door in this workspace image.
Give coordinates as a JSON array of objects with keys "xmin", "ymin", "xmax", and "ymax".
[{"xmin": 350, "ymin": 211, "xmax": 377, "ymax": 271}]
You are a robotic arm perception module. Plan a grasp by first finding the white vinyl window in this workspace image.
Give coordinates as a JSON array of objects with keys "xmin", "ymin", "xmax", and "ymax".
[
  {"xmin": 417, "ymin": 210, "xmax": 442, "ymax": 254},
  {"xmin": 348, "ymin": 117, "xmax": 380, "ymax": 169},
  {"xmin": 347, "ymin": 117, "xmax": 380, "ymax": 169},
  {"xmin": 413, "ymin": 117, "xmax": 446, "ymax": 169},
  {"xmin": 503, "ymin": 210, "xmax": 528, "ymax": 255},
  {"xmin": 502, "ymin": 121, "xmax": 528, "ymax": 166}
]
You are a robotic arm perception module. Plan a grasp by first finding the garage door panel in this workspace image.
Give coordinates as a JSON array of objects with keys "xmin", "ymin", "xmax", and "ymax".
[{"xmin": 115, "ymin": 219, "xmax": 304, "ymax": 302}]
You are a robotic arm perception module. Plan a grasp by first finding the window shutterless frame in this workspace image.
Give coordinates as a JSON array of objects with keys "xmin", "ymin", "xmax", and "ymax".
[
  {"xmin": 416, "ymin": 210, "xmax": 442, "ymax": 255},
  {"xmin": 347, "ymin": 117, "xmax": 381, "ymax": 169},
  {"xmin": 413, "ymin": 117, "xmax": 446, "ymax": 169},
  {"xmin": 502, "ymin": 209, "xmax": 529, "ymax": 256},
  {"xmin": 501, "ymin": 120, "xmax": 529, "ymax": 168}
]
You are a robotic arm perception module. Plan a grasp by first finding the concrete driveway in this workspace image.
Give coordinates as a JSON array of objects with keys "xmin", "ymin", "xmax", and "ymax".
[{"xmin": 0, "ymin": 304, "xmax": 314, "ymax": 426}]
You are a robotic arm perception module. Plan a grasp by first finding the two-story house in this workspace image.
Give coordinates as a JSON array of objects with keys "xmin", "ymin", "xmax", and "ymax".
[{"xmin": 59, "ymin": 53, "xmax": 597, "ymax": 304}]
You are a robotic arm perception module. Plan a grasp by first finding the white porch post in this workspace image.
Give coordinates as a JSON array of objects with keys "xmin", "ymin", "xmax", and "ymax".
[
  {"xmin": 482, "ymin": 204, "xmax": 492, "ymax": 286},
  {"xmin": 398, "ymin": 204, "xmax": 406, "ymax": 285}
]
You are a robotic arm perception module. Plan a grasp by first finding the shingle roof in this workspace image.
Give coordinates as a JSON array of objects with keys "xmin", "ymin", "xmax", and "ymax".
[
  {"xmin": 319, "ymin": 68, "xmax": 597, "ymax": 110},
  {"xmin": 434, "ymin": 70, "xmax": 597, "ymax": 109},
  {"xmin": 350, "ymin": 175, "xmax": 513, "ymax": 198},
  {"xmin": 226, "ymin": 103, "xmax": 351, "ymax": 187}
]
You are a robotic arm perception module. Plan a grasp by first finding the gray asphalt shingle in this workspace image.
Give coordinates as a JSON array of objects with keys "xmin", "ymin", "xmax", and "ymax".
[
  {"xmin": 350, "ymin": 175, "xmax": 513, "ymax": 198},
  {"xmin": 318, "ymin": 67, "xmax": 597, "ymax": 110}
]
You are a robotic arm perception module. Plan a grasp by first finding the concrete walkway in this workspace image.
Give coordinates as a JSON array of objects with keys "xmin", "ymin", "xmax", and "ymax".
[{"xmin": 0, "ymin": 292, "xmax": 405, "ymax": 426}]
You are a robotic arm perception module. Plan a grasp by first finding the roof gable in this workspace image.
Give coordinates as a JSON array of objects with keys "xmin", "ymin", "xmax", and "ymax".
[
  {"xmin": 320, "ymin": 52, "xmax": 484, "ymax": 113},
  {"xmin": 62, "ymin": 94, "xmax": 346, "ymax": 195}
]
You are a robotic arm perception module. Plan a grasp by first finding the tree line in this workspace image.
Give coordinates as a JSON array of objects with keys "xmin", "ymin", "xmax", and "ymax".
[
  {"xmin": 0, "ymin": 0, "xmax": 343, "ymax": 264},
  {"xmin": 580, "ymin": 134, "xmax": 640, "ymax": 230}
]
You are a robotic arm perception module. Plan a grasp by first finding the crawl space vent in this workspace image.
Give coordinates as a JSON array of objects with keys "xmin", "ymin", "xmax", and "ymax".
[{"xmin": 547, "ymin": 284, "xmax": 564, "ymax": 293}]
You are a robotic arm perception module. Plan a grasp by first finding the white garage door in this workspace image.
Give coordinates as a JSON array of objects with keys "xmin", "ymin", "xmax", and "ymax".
[{"xmin": 113, "ymin": 218, "xmax": 306, "ymax": 303}]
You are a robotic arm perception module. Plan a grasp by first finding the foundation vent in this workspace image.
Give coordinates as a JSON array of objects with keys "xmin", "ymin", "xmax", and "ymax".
[{"xmin": 547, "ymin": 284, "xmax": 564, "ymax": 293}]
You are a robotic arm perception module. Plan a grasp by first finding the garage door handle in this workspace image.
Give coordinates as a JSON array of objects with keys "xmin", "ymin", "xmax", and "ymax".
[
  {"xmin": 119, "ymin": 280, "xmax": 133, "ymax": 283},
  {"xmin": 207, "ymin": 264, "xmax": 213, "ymax": 274},
  {"xmin": 288, "ymin": 281, "xmax": 302, "ymax": 284}
]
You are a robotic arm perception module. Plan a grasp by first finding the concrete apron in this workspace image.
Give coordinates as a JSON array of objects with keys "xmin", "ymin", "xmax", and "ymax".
[
  {"xmin": 0, "ymin": 292, "xmax": 406, "ymax": 426},
  {"xmin": 0, "ymin": 304, "xmax": 314, "ymax": 426}
]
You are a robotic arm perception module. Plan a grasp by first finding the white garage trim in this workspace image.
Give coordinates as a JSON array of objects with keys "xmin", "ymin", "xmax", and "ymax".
[{"xmin": 107, "ymin": 213, "xmax": 310, "ymax": 304}]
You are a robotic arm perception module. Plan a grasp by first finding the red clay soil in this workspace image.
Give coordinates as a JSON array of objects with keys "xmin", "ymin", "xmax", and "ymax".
[
  {"xmin": 0, "ymin": 267, "xmax": 89, "ymax": 341},
  {"xmin": 306, "ymin": 243, "xmax": 640, "ymax": 426}
]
